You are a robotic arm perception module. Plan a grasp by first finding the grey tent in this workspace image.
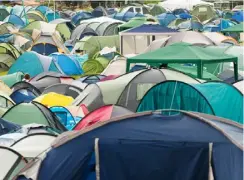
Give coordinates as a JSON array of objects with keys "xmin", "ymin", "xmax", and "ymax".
[{"xmin": 73, "ymin": 68, "xmax": 200, "ymax": 112}]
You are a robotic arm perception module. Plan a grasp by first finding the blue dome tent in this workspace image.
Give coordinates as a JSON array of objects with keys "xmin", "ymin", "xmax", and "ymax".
[
  {"xmin": 3, "ymin": 14, "xmax": 25, "ymax": 28},
  {"xmin": 71, "ymin": 11, "xmax": 93, "ymax": 25},
  {"xmin": 232, "ymin": 11, "xmax": 243, "ymax": 23},
  {"xmin": 0, "ymin": 118, "xmax": 20, "ymax": 136},
  {"xmin": 35, "ymin": 5, "xmax": 50, "ymax": 15},
  {"xmin": 50, "ymin": 53, "xmax": 84, "ymax": 76},
  {"xmin": 137, "ymin": 81, "xmax": 243, "ymax": 124},
  {"xmin": 17, "ymin": 110, "xmax": 243, "ymax": 180},
  {"xmin": 8, "ymin": 51, "xmax": 62, "ymax": 78},
  {"xmin": 157, "ymin": 12, "xmax": 176, "ymax": 27},
  {"xmin": 92, "ymin": 6, "xmax": 108, "ymax": 17}
]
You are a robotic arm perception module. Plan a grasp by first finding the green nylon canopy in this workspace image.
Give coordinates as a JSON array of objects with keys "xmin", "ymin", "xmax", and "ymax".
[
  {"xmin": 222, "ymin": 22, "xmax": 243, "ymax": 33},
  {"xmin": 127, "ymin": 42, "xmax": 238, "ymax": 80}
]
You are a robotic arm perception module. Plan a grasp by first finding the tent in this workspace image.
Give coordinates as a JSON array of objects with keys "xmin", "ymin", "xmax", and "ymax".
[
  {"xmin": 8, "ymin": 51, "xmax": 62, "ymax": 78},
  {"xmin": 73, "ymin": 68, "xmax": 199, "ymax": 112},
  {"xmin": 0, "ymin": 80, "xmax": 12, "ymax": 95},
  {"xmin": 120, "ymin": 24, "xmax": 178, "ymax": 56},
  {"xmin": 10, "ymin": 81, "xmax": 41, "ymax": 104},
  {"xmin": 45, "ymin": 11, "xmax": 60, "ymax": 22},
  {"xmin": 159, "ymin": 0, "xmax": 213, "ymax": 11},
  {"xmin": 29, "ymin": 72, "xmax": 74, "ymax": 92},
  {"xmin": 78, "ymin": 75, "xmax": 106, "ymax": 84},
  {"xmin": 0, "ymin": 91, "xmax": 15, "ymax": 116},
  {"xmin": 0, "ymin": 146, "xmax": 27, "ymax": 180},
  {"xmin": 35, "ymin": 5, "xmax": 50, "ymax": 15},
  {"xmin": 72, "ymin": 35, "xmax": 119, "ymax": 59},
  {"xmin": 50, "ymin": 53, "xmax": 84, "ymax": 76},
  {"xmin": 168, "ymin": 18, "xmax": 188, "ymax": 29},
  {"xmin": 34, "ymin": 92, "xmax": 74, "ymax": 107},
  {"xmin": 203, "ymin": 19, "xmax": 236, "ymax": 32},
  {"xmin": 17, "ymin": 110, "xmax": 243, "ymax": 180},
  {"xmin": 42, "ymin": 84, "xmax": 83, "ymax": 99},
  {"xmin": 112, "ymin": 11, "xmax": 144, "ymax": 22},
  {"xmin": 0, "ymin": 8, "xmax": 10, "ymax": 21},
  {"xmin": 3, "ymin": 14, "xmax": 25, "ymax": 28},
  {"xmin": 118, "ymin": 17, "xmax": 157, "ymax": 31},
  {"xmin": 10, "ymin": 133, "xmax": 57, "ymax": 158},
  {"xmin": 73, "ymin": 105, "xmax": 133, "ymax": 130},
  {"xmin": 71, "ymin": 11, "xmax": 93, "ymax": 25},
  {"xmin": 0, "ymin": 22, "xmax": 17, "ymax": 35},
  {"xmin": 203, "ymin": 32, "xmax": 238, "ymax": 45},
  {"xmin": 0, "ymin": 118, "xmax": 20, "ymax": 136},
  {"xmin": 222, "ymin": 22, "xmax": 243, "ymax": 33},
  {"xmin": 92, "ymin": 6, "xmax": 108, "ymax": 17},
  {"xmin": 138, "ymin": 81, "xmax": 243, "ymax": 124},
  {"xmin": 127, "ymin": 43, "xmax": 239, "ymax": 80},
  {"xmin": 232, "ymin": 11, "xmax": 244, "ymax": 23},
  {"xmin": 157, "ymin": 12, "xmax": 176, "ymax": 27},
  {"xmin": 192, "ymin": 4, "xmax": 217, "ymax": 22},
  {"xmin": 149, "ymin": 5, "xmax": 167, "ymax": 16},
  {"xmin": 0, "ymin": 42, "xmax": 21, "ymax": 73},
  {"xmin": 2, "ymin": 102, "xmax": 67, "ymax": 131},
  {"xmin": 233, "ymin": 80, "xmax": 243, "ymax": 94},
  {"xmin": 0, "ymin": 72, "xmax": 24, "ymax": 87},
  {"xmin": 101, "ymin": 57, "xmax": 128, "ymax": 76},
  {"xmin": 177, "ymin": 20, "xmax": 203, "ymax": 31},
  {"xmin": 50, "ymin": 106, "xmax": 79, "ymax": 130},
  {"xmin": 26, "ymin": 10, "xmax": 47, "ymax": 22}
]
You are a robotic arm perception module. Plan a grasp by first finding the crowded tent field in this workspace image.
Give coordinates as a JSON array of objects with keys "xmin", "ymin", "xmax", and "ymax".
[{"xmin": 0, "ymin": 0, "xmax": 243, "ymax": 180}]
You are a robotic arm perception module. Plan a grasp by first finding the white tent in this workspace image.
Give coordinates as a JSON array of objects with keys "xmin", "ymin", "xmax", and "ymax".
[
  {"xmin": 0, "ymin": 146, "xmax": 27, "ymax": 180},
  {"xmin": 11, "ymin": 134, "xmax": 56, "ymax": 158},
  {"xmin": 159, "ymin": 0, "xmax": 213, "ymax": 11},
  {"xmin": 233, "ymin": 80, "xmax": 244, "ymax": 94}
]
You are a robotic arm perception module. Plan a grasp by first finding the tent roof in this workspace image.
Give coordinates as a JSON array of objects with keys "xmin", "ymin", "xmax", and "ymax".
[
  {"xmin": 122, "ymin": 24, "xmax": 178, "ymax": 34},
  {"xmin": 222, "ymin": 22, "xmax": 243, "ymax": 32},
  {"xmin": 128, "ymin": 42, "xmax": 237, "ymax": 63}
]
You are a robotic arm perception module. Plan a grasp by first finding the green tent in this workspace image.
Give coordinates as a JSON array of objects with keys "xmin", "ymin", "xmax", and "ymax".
[
  {"xmin": 137, "ymin": 81, "xmax": 243, "ymax": 124},
  {"xmin": 73, "ymin": 35, "xmax": 120, "ymax": 59},
  {"xmin": 222, "ymin": 23, "xmax": 243, "ymax": 33},
  {"xmin": 0, "ymin": 72, "xmax": 24, "ymax": 87},
  {"xmin": 2, "ymin": 102, "xmax": 66, "ymax": 131},
  {"xmin": 127, "ymin": 43, "xmax": 238, "ymax": 80},
  {"xmin": 118, "ymin": 17, "xmax": 157, "ymax": 32},
  {"xmin": 149, "ymin": 5, "xmax": 166, "ymax": 16}
]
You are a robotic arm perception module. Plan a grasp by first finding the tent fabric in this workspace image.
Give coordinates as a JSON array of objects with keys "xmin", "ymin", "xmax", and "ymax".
[
  {"xmin": 138, "ymin": 81, "xmax": 243, "ymax": 124},
  {"xmin": 0, "ymin": 146, "xmax": 27, "ymax": 180},
  {"xmin": 157, "ymin": 13, "xmax": 177, "ymax": 27},
  {"xmin": 177, "ymin": 20, "xmax": 203, "ymax": 31},
  {"xmin": 34, "ymin": 92, "xmax": 74, "ymax": 107},
  {"xmin": 0, "ymin": 118, "xmax": 20, "ymax": 136},
  {"xmin": 0, "ymin": 72, "xmax": 24, "ymax": 87},
  {"xmin": 232, "ymin": 11, "xmax": 244, "ymax": 23},
  {"xmin": 233, "ymin": 80, "xmax": 244, "ymax": 94},
  {"xmin": 149, "ymin": 5, "xmax": 166, "ymax": 16},
  {"xmin": 71, "ymin": 11, "xmax": 93, "ymax": 25},
  {"xmin": 124, "ymin": 24, "xmax": 179, "ymax": 33},
  {"xmin": 21, "ymin": 110, "xmax": 243, "ymax": 180},
  {"xmin": 73, "ymin": 105, "xmax": 133, "ymax": 130},
  {"xmin": 43, "ymin": 84, "xmax": 83, "ymax": 99},
  {"xmin": 73, "ymin": 68, "xmax": 199, "ymax": 112},
  {"xmin": 8, "ymin": 51, "xmax": 62, "ymax": 78},
  {"xmin": 3, "ymin": 14, "xmax": 25, "ymax": 28},
  {"xmin": 92, "ymin": 6, "xmax": 108, "ymax": 17},
  {"xmin": 191, "ymin": 4, "xmax": 217, "ymax": 22},
  {"xmin": 222, "ymin": 22, "xmax": 243, "ymax": 33},
  {"xmin": 112, "ymin": 11, "xmax": 144, "ymax": 22},
  {"xmin": 10, "ymin": 89, "xmax": 37, "ymax": 104},
  {"xmin": 203, "ymin": 32, "xmax": 238, "ymax": 45},
  {"xmin": 50, "ymin": 53, "xmax": 84, "ymax": 75},
  {"xmin": 0, "ymin": 8, "xmax": 10, "ymax": 21},
  {"xmin": 127, "ymin": 43, "xmax": 238, "ymax": 80},
  {"xmin": 118, "ymin": 17, "xmax": 157, "ymax": 31},
  {"xmin": 2, "ymin": 102, "xmax": 67, "ymax": 132}
]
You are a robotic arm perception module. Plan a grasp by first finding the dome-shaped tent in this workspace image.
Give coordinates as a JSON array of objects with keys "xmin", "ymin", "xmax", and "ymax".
[
  {"xmin": 8, "ymin": 51, "xmax": 62, "ymax": 78},
  {"xmin": 17, "ymin": 110, "xmax": 243, "ymax": 180},
  {"xmin": 73, "ymin": 69, "xmax": 199, "ymax": 112},
  {"xmin": 149, "ymin": 5, "xmax": 167, "ymax": 16},
  {"xmin": 192, "ymin": 4, "xmax": 217, "ymax": 22},
  {"xmin": 92, "ymin": 6, "xmax": 108, "ymax": 17},
  {"xmin": 138, "ymin": 81, "xmax": 243, "ymax": 124},
  {"xmin": 0, "ymin": 118, "xmax": 20, "ymax": 136},
  {"xmin": 157, "ymin": 12, "xmax": 176, "ymax": 27},
  {"xmin": 71, "ymin": 11, "xmax": 93, "ymax": 25},
  {"xmin": 2, "ymin": 102, "xmax": 67, "ymax": 131},
  {"xmin": 3, "ymin": 14, "xmax": 25, "ymax": 28},
  {"xmin": 73, "ymin": 105, "xmax": 133, "ymax": 130}
]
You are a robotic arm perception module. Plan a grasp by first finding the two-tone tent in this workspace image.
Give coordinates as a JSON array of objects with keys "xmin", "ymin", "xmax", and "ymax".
[
  {"xmin": 3, "ymin": 14, "xmax": 25, "ymax": 28},
  {"xmin": 127, "ymin": 43, "xmax": 239, "ymax": 80},
  {"xmin": 73, "ymin": 68, "xmax": 199, "ymax": 111},
  {"xmin": 26, "ymin": 10, "xmax": 47, "ymax": 22},
  {"xmin": 138, "ymin": 81, "xmax": 243, "ymax": 124},
  {"xmin": 222, "ymin": 22, "xmax": 243, "ymax": 33},
  {"xmin": 2, "ymin": 102, "xmax": 67, "ymax": 131},
  {"xmin": 157, "ymin": 12, "xmax": 176, "ymax": 27},
  {"xmin": 17, "ymin": 110, "xmax": 243, "ymax": 180},
  {"xmin": 73, "ymin": 105, "xmax": 133, "ymax": 130},
  {"xmin": 8, "ymin": 51, "xmax": 62, "ymax": 78},
  {"xmin": 0, "ymin": 118, "xmax": 20, "ymax": 136}
]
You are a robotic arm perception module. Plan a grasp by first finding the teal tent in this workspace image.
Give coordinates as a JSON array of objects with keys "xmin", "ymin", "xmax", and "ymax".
[
  {"xmin": 8, "ymin": 51, "xmax": 62, "ymax": 78},
  {"xmin": 137, "ymin": 81, "xmax": 243, "ymax": 124}
]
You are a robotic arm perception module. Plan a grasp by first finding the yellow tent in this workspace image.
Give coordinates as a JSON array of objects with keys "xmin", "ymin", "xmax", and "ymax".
[{"xmin": 34, "ymin": 92, "xmax": 74, "ymax": 107}]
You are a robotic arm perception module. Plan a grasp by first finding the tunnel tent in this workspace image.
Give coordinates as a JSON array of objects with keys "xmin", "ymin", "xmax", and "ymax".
[
  {"xmin": 127, "ymin": 42, "xmax": 239, "ymax": 81},
  {"xmin": 19, "ymin": 110, "xmax": 243, "ymax": 180},
  {"xmin": 0, "ymin": 146, "xmax": 27, "ymax": 180},
  {"xmin": 138, "ymin": 81, "xmax": 243, "ymax": 124},
  {"xmin": 73, "ymin": 68, "xmax": 199, "ymax": 112},
  {"xmin": 2, "ymin": 102, "xmax": 67, "ymax": 132}
]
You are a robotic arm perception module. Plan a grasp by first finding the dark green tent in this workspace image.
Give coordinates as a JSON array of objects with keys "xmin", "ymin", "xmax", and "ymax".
[{"xmin": 127, "ymin": 43, "xmax": 238, "ymax": 80}]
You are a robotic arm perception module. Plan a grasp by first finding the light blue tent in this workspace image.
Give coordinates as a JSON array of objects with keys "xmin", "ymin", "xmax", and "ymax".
[
  {"xmin": 112, "ymin": 12, "xmax": 144, "ymax": 22},
  {"xmin": 8, "ymin": 51, "xmax": 62, "ymax": 78},
  {"xmin": 137, "ymin": 81, "xmax": 243, "ymax": 124},
  {"xmin": 157, "ymin": 12, "xmax": 176, "ymax": 27},
  {"xmin": 3, "ymin": 14, "xmax": 25, "ymax": 28},
  {"xmin": 50, "ymin": 53, "xmax": 84, "ymax": 75},
  {"xmin": 35, "ymin": 5, "xmax": 50, "ymax": 15},
  {"xmin": 45, "ymin": 11, "xmax": 60, "ymax": 22}
]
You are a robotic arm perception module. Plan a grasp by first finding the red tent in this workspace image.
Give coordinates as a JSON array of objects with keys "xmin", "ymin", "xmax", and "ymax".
[{"xmin": 73, "ymin": 105, "xmax": 133, "ymax": 130}]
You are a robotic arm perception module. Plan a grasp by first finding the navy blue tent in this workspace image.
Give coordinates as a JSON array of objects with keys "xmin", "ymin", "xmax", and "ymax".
[
  {"xmin": 92, "ymin": 6, "xmax": 108, "ymax": 17},
  {"xmin": 125, "ymin": 24, "xmax": 179, "ymax": 33},
  {"xmin": 17, "ymin": 110, "xmax": 243, "ymax": 180},
  {"xmin": 0, "ymin": 118, "xmax": 20, "ymax": 135}
]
